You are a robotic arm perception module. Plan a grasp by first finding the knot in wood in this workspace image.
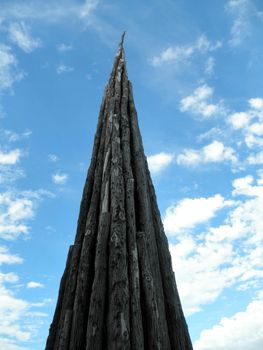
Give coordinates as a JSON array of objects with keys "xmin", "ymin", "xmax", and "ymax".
[
  {"xmin": 144, "ymin": 273, "xmax": 151, "ymax": 282},
  {"xmin": 85, "ymin": 229, "xmax": 92, "ymax": 236},
  {"xmin": 136, "ymin": 231, "xmax": 144, "ymax": 239},
  {"xmin": 145, "ymin": 275, "xmax": 152, "ymax": 282},
  {"xmin": 110, "ymin": 231, "xmax": 120, "ymax": 247}
]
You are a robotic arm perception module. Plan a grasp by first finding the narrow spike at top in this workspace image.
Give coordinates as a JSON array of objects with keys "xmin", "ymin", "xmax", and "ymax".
[
  {"xmin": 45, "ymin": 36, "xmax": 193, "ymax": 350},
  {"xmin": 115, "ymin": 31, "xmax": 126, "ymax": 61},
  {"xmin": 119, "ymin": 31, "xmax": 126, "ymax": 50}
]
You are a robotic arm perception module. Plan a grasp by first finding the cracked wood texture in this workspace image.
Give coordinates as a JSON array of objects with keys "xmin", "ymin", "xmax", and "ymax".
[{"xmin": 45, "ymin": 35, "xmax": 193, "ymax": 350}]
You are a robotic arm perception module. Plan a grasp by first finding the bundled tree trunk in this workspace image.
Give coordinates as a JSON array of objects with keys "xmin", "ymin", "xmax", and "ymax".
[{"xmin": 45, "ymin": 33, "xmax": 193, "ymax": 350}]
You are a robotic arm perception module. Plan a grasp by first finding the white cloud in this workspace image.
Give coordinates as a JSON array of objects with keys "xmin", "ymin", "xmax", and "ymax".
[
  {"xmin": 203, "ymin": 141, "xmax": 237, "ymax": 163},
  {"xmin": 0, "ymin": 220, "xmax": 50, "ymax": 349},
  {"xmin": 8, "ymin": 200, "xmax": 33, "ymax": 222},
  {"xmin": 151, "ymin": 35, "xmax": 221, "ymax": 66},
  {"xmin": 245, "ymin": 134, "xmax": 263, "ymax": 149},
  {"xmin": 0, "ymin": 272, "xmax": 47, "ymax": 346},
  {"xmin": 9, "ymin": 22, "xmax": 41, "ymax": 53},
  {"xmin": 0, "ymin": 145, "xmax": 24, "ymax": 184},
  {"xmin": 0, "ymin": 149, "xmax": 21, "ymax": 165},
  {"xmin": 0, "ymin": 247, "xmax": 23, "ymax": 266},
  {"xmin": 52, "ymin": 172, "xmax": 68, "ymax": 184},
  {"xmin": 194, "ymin": 297, "xmax": 263, "ymax": 350},
  {"xmin": 226, "ymin": 97, "xmax": 263, "ymax": 154},
  {"xmin": 0, "ymin": 44, "xmax": 23, "ymax": 91},
  {"xmin": 249, "ymin": 97, "xmax": 263, "ymax": 110},
  {"xmin": 0, "ymin": 273, "xmax": 19, "ymax": 284},
  {"xmin": 147, "ymin": 152, "xmax": 173, "ymax": 174},
  {"xmin": 56, "ymin": 64, "xmax": 74, "ymax": 75},
  {"xmin": 0, "ymin": 190, "xmax": 52, "ymax": 240},
  {"xmin": 177, "ymin": 141, "xmax": 237, "ymax": 166},
  {"xmin": 0, "ymin": 264, "xmax": 54, "ymax": 349},
  {"xmin": 169, "ymin": 240, "xmax": 235, "ymax": 315},
  {"xmin": 166, "ymin": 171, "xmax": 263, "ymax": 316},
  {"xmin": 228, "ymin": 112, "xmax": 251, "ymax": 129},
  {"xmin": 0, "ymin": 237, "xmax": 52, "ymax": 349},
  {"xmin": 56, "ymin": 43, "xmax": 73, "ymax": 52},
  {"xmin": 48, "ymin": 154, "xmax": 59, "ymax": 162},
  {"xmin": 163, "ymin": 194, "xmax": 230, "ymax": 235},
  {"xmin": 176, "ymin": 149, "xmax": 201, "ymax": 166},
  {"xmin": 0, "ymin": 269, "xmax": 30, "ymax": 342},
  {"xmin": 232, "ymin": 175, "xmax": 255, "ymax": 195},
  {"xmin": 247, "ymin": 122, "xmax": 263, "ymax": 136},
  {"xmin": 27, "ymin": 281, "xmax": 44, "ymax": 289},
  {"xmin": 180, "ymin": 85, "xmax": 223, "ymax": 118}
]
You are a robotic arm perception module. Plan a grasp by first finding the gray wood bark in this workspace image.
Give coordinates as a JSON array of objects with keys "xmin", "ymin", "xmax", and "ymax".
[{"xmin": 45, "ymin": 34, "xmax": 193, "ymax": 350}]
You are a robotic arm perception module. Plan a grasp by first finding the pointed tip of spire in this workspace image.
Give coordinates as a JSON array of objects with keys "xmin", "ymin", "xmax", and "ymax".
[
  {"xmin": 117, "ymin": 31, "xmax": 126, "ymax": 55},
  {"xmin": 119, "ymin": 31, "xmax": 126, "ymax": 48},
  {"xmin": 109, "ymin": 32, "xmax": 127, "ymax": 82}
]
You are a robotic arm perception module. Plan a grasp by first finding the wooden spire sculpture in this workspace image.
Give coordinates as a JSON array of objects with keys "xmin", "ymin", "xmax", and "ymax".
[{"xmin": 45, "ymin": 34, "xmax": 193, "ymax": 350}]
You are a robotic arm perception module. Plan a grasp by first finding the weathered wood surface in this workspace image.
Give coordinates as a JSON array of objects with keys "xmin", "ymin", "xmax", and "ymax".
[{"xmin": 45, "ymin": 34, "xmax": 193, "ymax": 350}]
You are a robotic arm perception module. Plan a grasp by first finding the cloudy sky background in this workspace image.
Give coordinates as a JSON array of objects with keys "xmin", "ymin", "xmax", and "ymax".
[{"xmin": 0, "ymin": 0, "xmax": 263, "ymax": 349}]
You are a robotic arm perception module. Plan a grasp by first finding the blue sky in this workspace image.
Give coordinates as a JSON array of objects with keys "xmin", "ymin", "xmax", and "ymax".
[{"xmin": 0, "ymin": 0, "xmax": 263, "ymax": 349}]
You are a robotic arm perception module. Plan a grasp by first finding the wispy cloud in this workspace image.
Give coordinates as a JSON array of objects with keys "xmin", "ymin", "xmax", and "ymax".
[
  {"xmin": 52, "ymin": 172, "xmax": 68, "ymax": 184},
  {"xmin": 0, "ymin": 246, "xmax": 23, "ymax": 265},
  {"xmin": 56, "ymin": 64, "xmax": 74, "ymax": 75},
  {"xmin": 147, "ymin": 152, "xmax": 173, "ymax": 174},
  {"xmin": 177, "ymin": 141, "xmax": 237, "ymax": 167},
  {"xmin": 180, "ymin": 84, "xmax": 224, "ymax": 118},
  {"xmin": 56, "ymin": 43, "xmax": 73, "ymax": 52},
  {"xmin": 0, "ymin": 0, "xmax": 100, "ymax": 22},
  {"xmin": 0, "ymin": 129, "xmax": 32, "ymax": 143},
  {"xmin": 204, "ymin": 56, "xmax": 215, "ymax": 76},
  {"xmin": 227, "ymin": 96, "xmax": 263, "ymax": 155},
  {"xmin": 27, "ymin": 281, "xmax": 44, "ymax": 289},
  {"xmin": 227, "ymin": 0, "xmax": 250, "ymax": 46},
  {"xmin": 0, "ymin": 44, "xmax": 24, "ymax": 91},
  {"xmin": 151, "ymin": 35, "xmax": 222, "ymax": 67},
  {"xmin": 198, "ymin": 127, "xmax": 225, "ymax": 143},
  {"xmin": 48, "ymin": 154, "xmax": 59, "ymax": 162},
  {"xmin": 226, "ymin": 0, "xmax": 260, "ymax": 47},
  {"xmin": 9, "ymin": 22, "xmax": 41, "ymax": 53}
]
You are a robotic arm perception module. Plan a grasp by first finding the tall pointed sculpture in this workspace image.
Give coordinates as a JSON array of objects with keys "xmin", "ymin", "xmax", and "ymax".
[{"xmin": 46, "ymin": 34, "xmax": 193, "ymax": 350}]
